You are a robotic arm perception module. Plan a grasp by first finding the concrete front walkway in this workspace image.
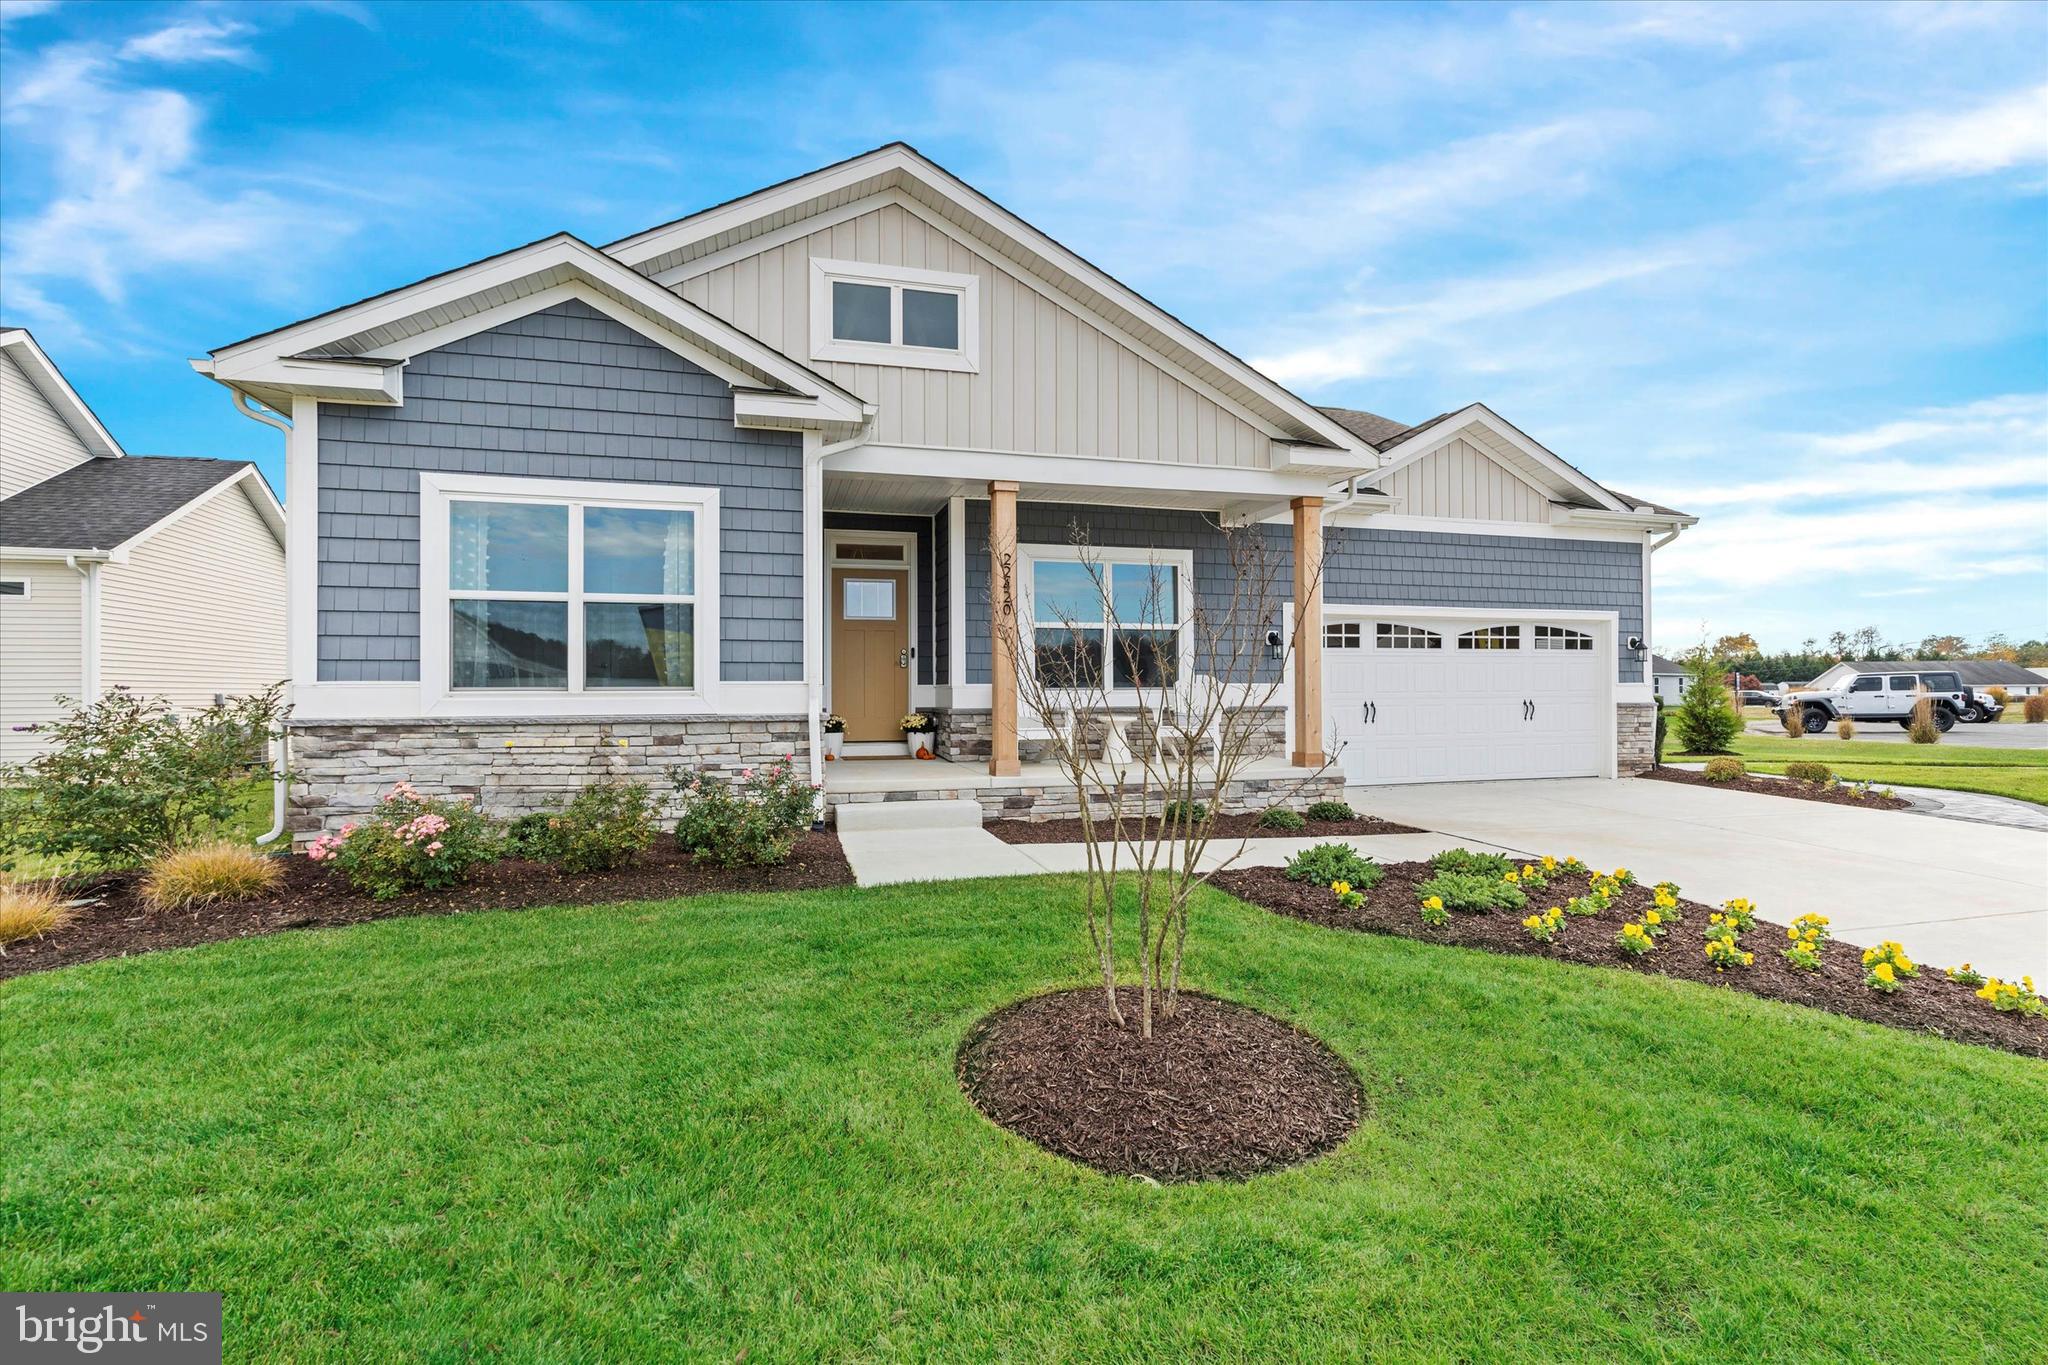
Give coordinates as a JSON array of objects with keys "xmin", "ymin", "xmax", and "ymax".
[{"xmin": 1348, "ymin": 778, "xmax": 2048, "ymax": 981}]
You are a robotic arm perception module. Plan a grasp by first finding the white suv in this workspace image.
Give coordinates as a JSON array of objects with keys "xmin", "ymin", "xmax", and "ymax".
[{"xmin": 1775, "ymin": 670, "xmax": 1964, "ymax": 734}]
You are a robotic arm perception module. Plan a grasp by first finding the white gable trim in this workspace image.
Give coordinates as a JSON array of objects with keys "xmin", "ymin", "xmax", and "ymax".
[
  {"xmin": 1371, "ymin": 404, "xmax": 1626, "ymax": 513},
  {"xmin": 202, "ymin": 236, "xmax": 865, "ymax": 425},
  {"xmin": 607, "ymin": 145, "xmax": 1374, "ymax": 460},
  {"xmin": 0, "ymin": 329, "xmax": 124, "ymax": 459},
  {"xmin": 112, "ymin": 465, "xmax": 287, "ymax": 556}
]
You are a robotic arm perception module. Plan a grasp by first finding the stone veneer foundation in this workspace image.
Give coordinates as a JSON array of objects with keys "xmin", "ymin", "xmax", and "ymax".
[
  {"xmin": 286, "ymin": 716, "xmax": 809, "ymax": 843},
  {"xmin": 928, "ymin": 706, "xmax": 1288, "ymax": 765},
  {"xmin": 826, "ymin": 768, "xmax": 1349, "ymax": 824},
  {"xmin": 1616, "ymin": 703, "xmax": 1656, "ymax": 774}
]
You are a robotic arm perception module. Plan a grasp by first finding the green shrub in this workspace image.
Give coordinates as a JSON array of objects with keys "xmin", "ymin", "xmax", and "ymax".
[
  {"xmin": 308, "ymin": 782, "xmax": 502, "ymax": 900},
  {"xmin": 1254, "ymin": 807, "xmax": 1306, "ymax": 831},
  {"xmin": 1702, "ymin": 757, "xmax": 1746, "ymax": 783},
  {"xmin": 1, "ymin": 685, "xmax": 285, "ymax": 870},
  {"xmin": 1429, "ymin": 847, "xmax": 1514, "ymax": 879},
  {"xmin": 1282, "ymin": 843, "xmax": 1384, "ymax": 891},
  {"xmin": 142, "ymin": 841, "xmax": 281, "ymax": 910},
  {"xmin": 1161, "ymin": 799, "xmax": 1209, "ymax": 826},
  {"xmin": 1671, "ymin": 653, "xmax": 1742, "ymax": 754},
  {"xmin": 1416, "ymin": 870, "xmax": 1528, "ymax": 913},
  {"xmin": 513, "ymin": 777, "xmax": 661, "ymax": 873},
  {"xmin": 675, "ymin": 757, "xmax": 818, "ymax": 868},
  {"xmin": 1304, "ymin": 799, "xmax": 1356, "ymax": 822},
  {"xmin": 1783, "ymin": 761, "xmax": 1833, "ymax": 785}
]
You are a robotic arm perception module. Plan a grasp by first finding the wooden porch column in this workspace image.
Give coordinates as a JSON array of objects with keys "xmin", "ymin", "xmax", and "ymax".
[
  {"xmin": 1291, "ymin": 496, "xmax": 1325, "ymax": 768},
  {"xmin": 988, "ymin": 480, "xmax": 1022, "ymax": 776}
]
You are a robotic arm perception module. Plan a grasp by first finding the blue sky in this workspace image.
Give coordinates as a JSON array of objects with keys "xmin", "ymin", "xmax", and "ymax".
[{"xmin": 2, "ymin": 0, "xmax": 2043, "ymax": 652}]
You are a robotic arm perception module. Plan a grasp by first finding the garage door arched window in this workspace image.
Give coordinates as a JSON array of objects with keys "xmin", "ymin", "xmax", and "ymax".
[
  {"xmin": 1534, "ymin": 625, "xmax": 1593, "ymax": 651},
  {"xmin": 1375, "ymin": 623, "xmax": 1441, "ymax": 650},
  {"xmin": 1458, "ymin": 625, "xmax": 1521, "ymax": 651}
]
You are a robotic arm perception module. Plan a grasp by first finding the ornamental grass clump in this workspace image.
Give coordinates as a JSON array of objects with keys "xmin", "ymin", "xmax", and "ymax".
[
  {"xmin": 1862, "ymin": 940, "xmax": 1918, "ymax": 993},
  {"xmin": 1782, "ymin": 913, "xmax": 1830, "ymax": 970},
  {"xmin": 1836, "ymin": 717, "xmax": 1856, "ymax": 740},
  {"xmin": 1522, "ymin": 905, "xmax": 1564, "ymax": 943},
  {"xmin": 142, "ymin": 841, "xmax": 281, "ymax": 910},
  {"xmin": 1283, "ymin": 843, "xmax": 1383, "ymax": 891},
  {"xmin": 308, "ymin": 781, "xmax": 501, "ymax": 900},
  {"xmin": 1616, "ymin": 921, "xmax": 1656, "ymax": 957},
  {"xmin": 1416, "ymin": 870, "xmax": 1528, "ymax": 914},
  {"xmin": 0, "ymin": 878, "xmax": 70, "ymax": 950},
  {"xmin": 2025, "ymin": 694, "xmax": 2048, "ymax": 723},
  {"xmin": 1974, "ymin": 975, "xmax": 2046, "ymax": 1017},
  {"xmin": 1907, "ymin": 699, "xmax": 1941, "ymax": 745}
]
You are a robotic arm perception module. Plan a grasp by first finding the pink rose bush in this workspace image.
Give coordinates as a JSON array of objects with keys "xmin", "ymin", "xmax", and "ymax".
[
  {"xmin": 305, "ymin": 781, "xmax": 500, "ymax": 899},
  {"xmin": 671, "ymin": 756, "xmax": 821, "ymax": 867}
]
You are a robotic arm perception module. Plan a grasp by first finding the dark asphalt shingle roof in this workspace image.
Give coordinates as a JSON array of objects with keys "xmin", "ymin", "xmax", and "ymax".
[
  {"xmin": 1834, "ymin": 659, "xmax": 2044, "ymax": 687},
  {"xmin": 1652, "ymin": 654, "xmax": 1685, "ymax": 675},
  {"xmin": 0, "ymin": 457, "xmax": 257, "ymax": 552}
]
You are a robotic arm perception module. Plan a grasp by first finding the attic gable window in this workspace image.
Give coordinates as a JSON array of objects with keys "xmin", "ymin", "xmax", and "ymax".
[{"xmin": 811, "ymin": 258, "xmax": 979, "ymax": 374}]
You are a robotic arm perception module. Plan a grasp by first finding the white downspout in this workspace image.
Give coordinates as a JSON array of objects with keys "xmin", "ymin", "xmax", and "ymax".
[
  {"xmin": 224, "ymin": 390, "xmax": 294, "ymax": 846},
  {"xmin": 802, "ymin": 431, "xmax": 828, "ymax": 820},
  {"xmin": 1319, "ymin": 475, "xmax": 1363, "ymax": 522}
]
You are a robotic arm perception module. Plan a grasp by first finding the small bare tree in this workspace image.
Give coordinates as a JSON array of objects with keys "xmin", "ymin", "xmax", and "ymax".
[{"xmin": 1001, "ymin": 521, "xmax": 1334, "ymax": 1036}]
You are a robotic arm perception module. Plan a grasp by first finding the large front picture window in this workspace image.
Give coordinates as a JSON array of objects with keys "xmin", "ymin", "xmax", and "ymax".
[
  {"xmin": 445, "ymin": 493, "xmax": 701, "ymax": 692},
  {"xmin": 1030, "ymin": 556, "xmax": 1182, "ymax": 691}
]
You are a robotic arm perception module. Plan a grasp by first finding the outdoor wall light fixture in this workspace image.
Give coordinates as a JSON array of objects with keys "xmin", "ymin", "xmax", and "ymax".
[{"xmin": 1266, "ymin": 627, "xmax": 1284, "ymax": 660}]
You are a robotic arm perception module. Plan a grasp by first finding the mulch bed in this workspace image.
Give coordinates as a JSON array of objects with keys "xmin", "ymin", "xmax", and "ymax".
[
  {"xmin": 986, "ymin": 811, "xmax": 1421, "ymax": 844},
  {"xmin": 1211, "ymin": 862, "xmax": 2047, "ymax": 1061},
  {"xmin": 1645, "ymin": 765, "xmax": 1913, "ymax": 810},
  {"xmin": 957, "ymin": 986, "xmax": 1363, "ymax": 1182},
  {"xmin": 0, "ymin": 833, "xmax": 854, "ymax": 982}
]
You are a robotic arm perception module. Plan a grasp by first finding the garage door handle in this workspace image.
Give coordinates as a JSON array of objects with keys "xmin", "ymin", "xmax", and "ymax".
[
  {"xmin": 1523, "ymin": 699, "xmax": 1533, "ymax": 721},
  {"xmin": 1361, "ymin": 701, "xmax": 1376, "ymax": 724}
]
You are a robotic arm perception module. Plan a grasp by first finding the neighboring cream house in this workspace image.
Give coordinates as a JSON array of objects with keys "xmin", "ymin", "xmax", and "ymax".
[{"xmin": 0, "ymin": 328, "xmax": 287, "ymax": 765}]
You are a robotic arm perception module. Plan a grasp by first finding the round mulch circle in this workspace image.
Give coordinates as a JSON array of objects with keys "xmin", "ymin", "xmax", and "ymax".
[{"xmin": 957, "ymin": 986, "xmax": 1363, "ymax": 1183}]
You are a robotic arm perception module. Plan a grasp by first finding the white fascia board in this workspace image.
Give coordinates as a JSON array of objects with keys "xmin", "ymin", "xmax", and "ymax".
[
  {"xmin": 1550, "ymin": 505, "xmax": 1698, "ymax": 533},
  {"xmin": 204, "ymin": 236, "xmax": 862, "ymax": 422},
  {"xmin": 0, "ymin": 546, "xmax": 117, "ymax": 562},
  {"xmin": 1, "ymin": 329, "xmax": 125, "ymax": 458},
  {"xmin": 606, "ymin": 145, "xmax": 1374, "ymax": 459},
  {"xmin": 107, "ymin": 465, "xmax": 288, "ymax": 558},
  {"xmin": 1373, "ymin": 404, "xmax": 1629, "ymax": 513},
  {"xmin": 824, "ymin": 443, "xmax": 1333, "ymax": 501}
]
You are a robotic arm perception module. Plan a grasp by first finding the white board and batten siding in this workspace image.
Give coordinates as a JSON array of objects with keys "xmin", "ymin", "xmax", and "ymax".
[
  {"xmin": 96, "ymin": 483, "xmax": 288, "ymax": 712},
  {"xmin": 1378, "ymin": 438, "xmax": 1552, "ymax": 523},
  {"xmin": 0, "ymin": 560, "xmax": 83, "ymax": 765},
  {"xmin": 673, "ymin": 201, "xmax": 1275, "ymax": 468},
  {"xmin": 1, "ymin": 349, "xmax": 94, "ymax": 500}
]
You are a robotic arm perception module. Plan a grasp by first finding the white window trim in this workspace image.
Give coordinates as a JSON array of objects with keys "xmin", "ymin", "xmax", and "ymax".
[
  {"xmin": 1017, "ymin": 542, "xmax": 1195, "ymax": 707},
  {"xmin": 810, "ymin": 257, "xmax": 980, "ymax": 374},
  {"xmin": 419, "ymin": 472, "xmax": 721, "ymax": 718},
  {"xmin": 0, "ymin": 577, "xmax": 28, "ymax": 600}
]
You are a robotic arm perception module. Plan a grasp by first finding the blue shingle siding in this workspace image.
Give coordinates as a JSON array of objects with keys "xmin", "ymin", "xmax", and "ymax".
[
  {"xmin": 824, "ymin": 511, "xmax": 936, "ymax": 686},
  {"xmin": 1321, "ymin": 526, "xmax": 1645, "ymax": 682},
  {"xmin": 959, "ymin": 503, "xmax": 1645, "ymax": 684},
  {"xmin": 314, "ymin": 299, "xmax": 803, "ymax": 683}
]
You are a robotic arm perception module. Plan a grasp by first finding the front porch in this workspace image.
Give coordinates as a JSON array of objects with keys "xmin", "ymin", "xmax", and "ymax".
[{"xmin": 822, "ymin": 753, "xmax": 1345, "ymax": 824}]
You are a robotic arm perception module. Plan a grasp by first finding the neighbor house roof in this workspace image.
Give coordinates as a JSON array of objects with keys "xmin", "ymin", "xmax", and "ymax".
[
  {"xmin": 1651, "ymin": 654, "xmax": 1685, "ymax": 675},
  {"xmin": 0, "ymin": 456, "xmax": 264, "ymax": 553},
  {"xmin": 1831, "ymin": 659, "xmax": 2046, "ymax": 687}
]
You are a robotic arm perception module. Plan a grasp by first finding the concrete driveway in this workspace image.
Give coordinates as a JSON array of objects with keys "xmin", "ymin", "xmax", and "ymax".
[{"xmin": 1349, "ymin": 778, "xmax": 2048, "ymax": 981}]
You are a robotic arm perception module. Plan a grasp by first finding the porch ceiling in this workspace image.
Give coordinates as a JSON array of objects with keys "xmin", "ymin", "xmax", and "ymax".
[{"xmin": 823, "ymin": 469, "xmax": 1322, "ymax": 517}]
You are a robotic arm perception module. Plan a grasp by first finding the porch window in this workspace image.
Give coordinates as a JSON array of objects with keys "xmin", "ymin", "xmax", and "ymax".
[
  {"xmin": 1029, "ymin": 556, "xmax": 1181, "ymax": 691},
  {"xmin": 439, "ymin": 487, "xmax": 707, "ymax": 692}
]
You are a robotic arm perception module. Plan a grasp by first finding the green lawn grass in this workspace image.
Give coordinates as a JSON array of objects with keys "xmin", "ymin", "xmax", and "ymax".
[
  {"xmin": 5, "ymin": 879, "xmax": 2045, "ymax": 1361},
  {"xmin": 1677, "ymin": 736, "xmax": 2048, "ymax": 805}
]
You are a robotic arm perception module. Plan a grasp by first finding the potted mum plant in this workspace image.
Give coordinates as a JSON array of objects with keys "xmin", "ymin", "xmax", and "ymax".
[
  {"xmin": 900, "ymin": 712, "xmax": 936, "ymax": 759},
  {"xmin": 821, "ymin": 713, "xmax": 846, "ymax": 761}
]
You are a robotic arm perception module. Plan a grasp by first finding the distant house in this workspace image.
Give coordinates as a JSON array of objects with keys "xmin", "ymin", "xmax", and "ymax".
[
  {"xmin": 1651, "ymin": 654, "xmax": 1688, "ymax": 704},
  {"xmin": 0, "ymin": 328, "xmax": 287, "ymax": 764},
  {"xmin": 1806, "ymin": 659, "xmax": 2047, "ymax": 698}
]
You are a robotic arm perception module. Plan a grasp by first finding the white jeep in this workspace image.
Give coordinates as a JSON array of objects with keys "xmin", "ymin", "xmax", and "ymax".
[{"xmin": 1774, "ymin": 669, "xmax": 1964, "ymax": 734}]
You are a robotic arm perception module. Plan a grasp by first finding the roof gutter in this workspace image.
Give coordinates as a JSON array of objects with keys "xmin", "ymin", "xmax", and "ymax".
[{"xmin": 223, "ymin": 390, "xmax": 294, "ymax": 849}]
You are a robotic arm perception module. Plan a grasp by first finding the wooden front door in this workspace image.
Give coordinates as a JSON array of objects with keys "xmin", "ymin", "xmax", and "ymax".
[{"xmin": 830, "ymin": 567, "xmax": 910, "ymax": 741}]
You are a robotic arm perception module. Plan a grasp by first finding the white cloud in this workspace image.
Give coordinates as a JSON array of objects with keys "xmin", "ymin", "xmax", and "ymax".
[
  {"xmin": 119, "ymin": 15, "xmax": 257, "ymax": 66},
  {"xmin": 1847, "ymin": 83, "xmax": 2048, "ymax": 186},
  {"xmin": 1250, "ymin": 244, "xmax": 1705, "ymax": 387},
  {"xmin": 0, "ymin": 31, "xmax": 344, "ymax": 316},
  {"xmin": 0, "ymin": 1, "xmax": 60, "ymax": 27}
]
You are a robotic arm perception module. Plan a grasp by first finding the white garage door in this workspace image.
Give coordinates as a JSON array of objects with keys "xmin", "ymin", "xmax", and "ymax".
[{"xmin": 1324, "ymin": 617, "xmax": 1608, "ymax": 785}]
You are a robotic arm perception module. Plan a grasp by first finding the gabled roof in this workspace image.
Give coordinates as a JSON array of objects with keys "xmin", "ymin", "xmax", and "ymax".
[
  {"xmin": 609, "ymin": 143, "xmax": 1375, "ymax": 458},
  {"xmin": 1831, "ymin": 659, "xmax": 2045, "ymax": 686},
  {"xmin": 0, "ymin": 328, "xmax": 125, "ymax": 459},
  {"xmin": 1651, "ymin": 654, "xmax": 1685, "ymax": 676},
  {"xmin": 199, "ymin": 234, "xmax": 866, "ymax": 426},
  {"xmin": 0, "ymin": 457, "xmax": 277, "ymax": 554},
  {"xmin": 1315, "ymin": 405, "xmax": 1411, "ymax": 448}
]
